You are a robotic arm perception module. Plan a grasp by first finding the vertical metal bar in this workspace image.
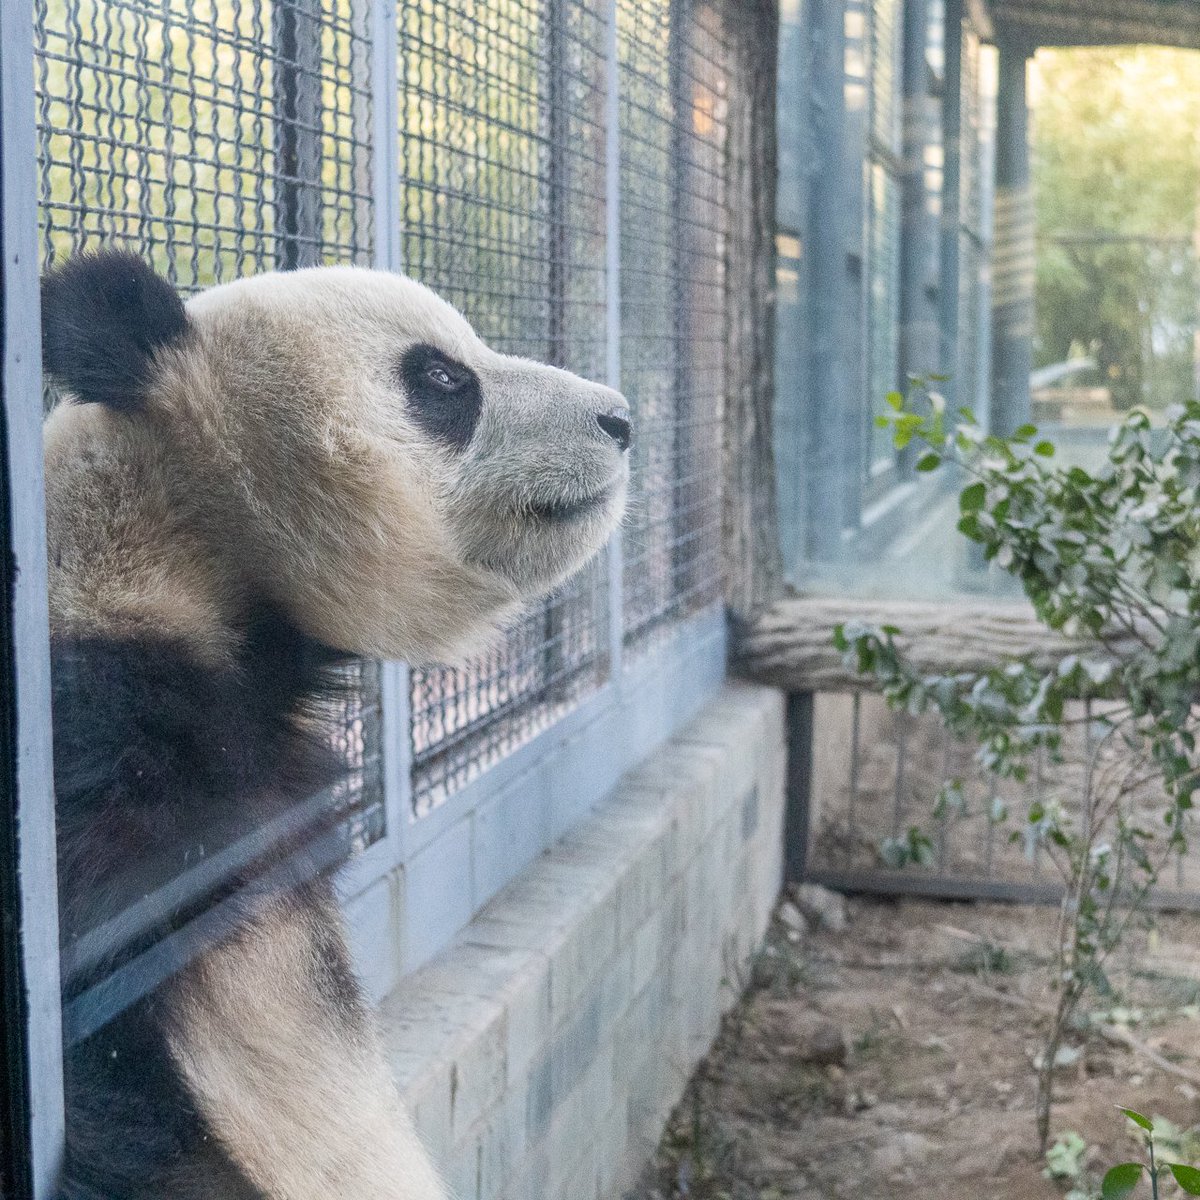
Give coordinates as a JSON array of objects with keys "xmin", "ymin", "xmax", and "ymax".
[
  {"xmin": 0, "ymin": 6, "xmax": 66, "ymax": 1194},
  {"xmin": 371, "ymin": 0, "xmax": 402, "ymax": 276},
  {"xmin": 937, "ymin": 738, "xmax": 951, "ymax": 869},
  {"xmin": 891, "ymin": 717, "xmax": 907, "ymax": 839},
  {"xmin": 984, "ymin": 772, "xmax": 997, "ymax": 877},
  {"xmin": 785, "ymin": 692, "xmax": 815, "ymax": 882},
  {"xmin": 895, "ymin": 0, "xmax": 936, "ymax": 394},
  {"xmin": 806, "ymin": 0, "xmax": 851, "ymax": 556},
  {"xmin": 604, "ymin": 0, "xmax": 624, "ymax": 677},
  {"xmin": 370, "ymin": 0, "xmax": 413, "ymax": 856},
  {"xmin": 989, "ymin": 35, "xmax": 1033, "ymax": 437},
  {"xmin": 274, "ymin": 0, "xmax": 324, "ymax": 269},
  {"xmin": 847, "ymin": 690, "xmax": 862, "ymax": 833},
  {"xmin": 542, "ymin": 0, "xmax": 569, "ymax": 700},
  {"xmin": 1081, "ymin": 698, "xmax": 1093, "ymax": 846},
  {"xmin": 1032, "ymin": 742, "xmax": 1044, "ymax": 877},
  {"xmin": 937, "ymin": 0, "xmax": 963, "ymax": 411}
]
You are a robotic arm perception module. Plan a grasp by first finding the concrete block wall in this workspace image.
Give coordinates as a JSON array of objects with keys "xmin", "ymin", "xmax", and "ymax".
[{"xmin": 377, "ymin": 682, "xmax": 786, "ymax": 1200}]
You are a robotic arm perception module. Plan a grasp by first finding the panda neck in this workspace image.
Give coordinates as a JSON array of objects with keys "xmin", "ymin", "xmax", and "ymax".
[{"xmin": 43, "ymin": 401, "xmax": 339, "ymax": 676}]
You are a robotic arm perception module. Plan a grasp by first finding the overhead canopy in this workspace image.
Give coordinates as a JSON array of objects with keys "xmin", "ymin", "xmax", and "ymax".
[{"xmin": 986, "ymin": 0, "xmax": 1200, "ymax": 49}]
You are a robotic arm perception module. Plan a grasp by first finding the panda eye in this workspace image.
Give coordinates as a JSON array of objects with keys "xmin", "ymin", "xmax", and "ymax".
[{"xmin": 399, "ymin": 343, "xmax": 482, "ymax": 451}]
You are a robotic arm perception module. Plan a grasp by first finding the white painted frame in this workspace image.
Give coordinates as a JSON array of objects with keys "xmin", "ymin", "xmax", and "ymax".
[{"xmin": 1, "ymin": 3, "xmax": 66, "ymax": 1193}]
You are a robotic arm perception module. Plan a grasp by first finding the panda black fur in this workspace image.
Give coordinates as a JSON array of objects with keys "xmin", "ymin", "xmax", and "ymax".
[{"xmin": 43, "ymin": 251, "xmax": 632, "ymax": 1199}]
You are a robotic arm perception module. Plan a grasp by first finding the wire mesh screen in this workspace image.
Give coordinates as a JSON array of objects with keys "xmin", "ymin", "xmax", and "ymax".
[
  {"xmin": 618, "ymin": 0, "xmax": 727, "ymax": 653},
  {"xmin": 35, "ymin": 0, "xmax": 374, "ymax": 285},
  {"xmin": 400, "ymin": 0, "xmax": 613, "ymax": 814},
  {"xmin": 807, "ymin": 692, "xmax": 1200, "ymax": 903},
  {"xmin": 33, "ymin": 0, "xmax": 385, "ymax": 1029}
]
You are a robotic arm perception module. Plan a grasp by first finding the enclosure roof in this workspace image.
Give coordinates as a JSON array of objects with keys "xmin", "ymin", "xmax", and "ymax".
[{"xmin": 986, "ymin": 0, "xmax": 1200, "ymax": 49}]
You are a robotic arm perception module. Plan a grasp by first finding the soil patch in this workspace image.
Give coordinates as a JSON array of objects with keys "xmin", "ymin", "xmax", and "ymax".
[{"xmin": 632, "ymin": 893, "xmax": 1200, "ymax": 1198}]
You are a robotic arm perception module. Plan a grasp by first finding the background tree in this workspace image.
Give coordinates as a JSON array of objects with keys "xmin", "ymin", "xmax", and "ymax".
[{"xmin": 1031, "ymin": 47, "xmax": 1200, "ymax": 411}]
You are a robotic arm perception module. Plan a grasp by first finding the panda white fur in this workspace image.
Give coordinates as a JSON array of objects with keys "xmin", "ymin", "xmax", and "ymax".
[{"xmin": 41, "ymin": 250, "xmax": 631, "ymax": 1199}]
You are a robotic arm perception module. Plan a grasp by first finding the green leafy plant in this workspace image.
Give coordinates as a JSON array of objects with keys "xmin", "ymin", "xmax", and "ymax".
[
  {"xmin": 1103, "ymin": 1109, "xmax": 1200, "ymax": 1198},
  {"xmin": 837, "ymin": 386, "xmax": 1200, "ymax": 1149},
  {"xmin": 1046, "ymin": 1130, "xmax": 1093, "ymax": 1194}
]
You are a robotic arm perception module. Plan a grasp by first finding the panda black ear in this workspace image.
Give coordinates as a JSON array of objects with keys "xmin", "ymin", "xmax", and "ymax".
[{"xmin": 40, "ymin": 250, "xmax": 190, "ymax": 410}]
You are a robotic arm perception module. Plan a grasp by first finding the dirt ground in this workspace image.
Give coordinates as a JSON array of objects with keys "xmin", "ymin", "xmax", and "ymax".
[{"xmin": 634, "ymin": 893, "xmax": 1200, "ymax": 1199}]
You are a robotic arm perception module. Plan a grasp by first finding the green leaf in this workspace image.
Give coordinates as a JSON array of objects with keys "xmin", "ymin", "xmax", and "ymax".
[
  {"xmin": 1035, "ymin": 441, "xmax": 1055, "ymax": 457},
  {"xmin": 1101, "ymin": 1163, "xmax": 1143, "ymax": 1200},
  {"xmin": 885, "ymin": 391, "xmax": 904, "ymax": 411},
  {"xmin": 1169, "ymin": 1163, "xmax": 1200, "ymax": 1194},
  {"xmin": 1118, "ymin": 1108, "xmax": 1155, "ymax": 1133},
  {"xmin": 960, "ymin": 481, "xmax": 987, "ymax": 513},
  {"xmin": 874, "ymin": 414, "xmax": 890, "ymax": 428},
  {"xmin": 916, "ymin": 452, "xmax": 941, "ymax": 472},
  {"xmin": 1015, "ymin": 423, "xmax": 1038, "ymax": 440}
]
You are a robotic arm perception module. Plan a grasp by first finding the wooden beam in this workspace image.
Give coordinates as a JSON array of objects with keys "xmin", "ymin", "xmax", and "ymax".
[
  {"xmin": 990, "ymin": 0, "xmax": 1200, "ymax": 50},
  {"xmin": 735, "ymin": 595, "xmax": 1140, "ymax": 691},
  {"xmin": 721, "ymin": 0, "xmax": 785, "ymax": 616}
]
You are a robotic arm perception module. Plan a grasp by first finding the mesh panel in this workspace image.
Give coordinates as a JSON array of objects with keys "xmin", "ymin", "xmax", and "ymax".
[
  {"xmin": 401, "ymin": 0, "xmax": 612, "ymax": 814},
  {"xmin": 33, "ymin": 0, "xmax": 384, "ymax": 883},
  {"xmin": 35, "ymin": 0, "xmax": 374, "ymax": 286},
  {"xmin": 619, "ymin": 0, "xmax": 727, "ymax": 652}
]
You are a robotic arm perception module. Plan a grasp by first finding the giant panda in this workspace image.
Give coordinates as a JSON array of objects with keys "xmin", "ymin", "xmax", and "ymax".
[{"xmin": 40, "ymin": 250, "xmax": 632, "ymax": 1200}]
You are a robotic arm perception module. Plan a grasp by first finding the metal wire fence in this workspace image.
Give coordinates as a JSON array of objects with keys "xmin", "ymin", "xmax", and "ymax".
[
  {"xmin": 804, "ymin": 691, "xmax": 1200, "ymax": 907},
  {"xmin": 400, "ymin": 0, "xmax": 613, "ymax": 814},
  {"xmin": 33, "ymin": 0, "xmax": 386, "ymax": 961},
  {"xmin": 35, "ymin": 0, "xmax": 375, "ymax": 284},
  {"xmin": 407, "ymin": 0, "xmax": 730, "ymax": 807},
  {"xmin": 31, "ymin": 0, "xmax": 732, "ymax": 1022},
  {"xmin": 618, "ymin": 0, "xmax": 726, "ymax": 651}
]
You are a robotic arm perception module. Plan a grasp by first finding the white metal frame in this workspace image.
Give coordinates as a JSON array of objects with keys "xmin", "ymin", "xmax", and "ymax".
[{"xmin": 1, "ymin": 3, "xmax": 66, "ymax": 1194}]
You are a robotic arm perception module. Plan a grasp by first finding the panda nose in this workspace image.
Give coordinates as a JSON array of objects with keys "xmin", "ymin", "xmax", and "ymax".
[{"xmin": 596, "ymin": 409, "xmax": 633, "ymax": 452}]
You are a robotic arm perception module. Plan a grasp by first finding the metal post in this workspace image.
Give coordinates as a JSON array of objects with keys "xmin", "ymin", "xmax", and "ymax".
[
  {"xmin": 938, "ymin": 0, "xmax": 963, "ymax": 410},
  {"xmin": 542, "ymin": 0, "xmax": 569, "ymax": 701},
  {"xmin": 892, "ymin": 718, "xmax": 908, "ymax": 838},
  {"xmin": 785, "ymin": 692, "xmax": 815, "ymax": 882},
  {"xmin": 274, "ymin": 0, "xmax": 324, "ymax": 269},
  {"xmin": 896, "ymin": 0, "xmax": 939, "ymax": 392},
  {"xmin": 774, "ymin": 0, "xmax": 811, "ymax": 576},
  {"xmin": 371, "ymin": 0, "xmax": 413, "ymax": 863},
  {"xmin": 989, "ymin": 35, "xmax": 1033, "ymax": 437},
  {"xmin": 806, "ymin": 0, "xmax": 851, "ymax": 558},
  {"xmin": 0, "ymin": 5, "xmax": 67, "ymax": 1195}
]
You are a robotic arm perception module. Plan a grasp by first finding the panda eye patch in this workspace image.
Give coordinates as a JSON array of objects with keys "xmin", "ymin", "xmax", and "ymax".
[{"xmin": 398, "ymin": 343, "xmax": 483, "ymax": 451}]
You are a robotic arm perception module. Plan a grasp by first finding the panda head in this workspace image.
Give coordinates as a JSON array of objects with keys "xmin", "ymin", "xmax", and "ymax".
[{"xmin": 40, "ymin": 252, "xmax": 631, "ymax": 663}]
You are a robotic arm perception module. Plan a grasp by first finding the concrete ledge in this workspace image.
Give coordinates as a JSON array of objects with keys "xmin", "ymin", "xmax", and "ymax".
[{"xmin": 377, "ymin": 682, "xmax": 786, "ymax": 1200}]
